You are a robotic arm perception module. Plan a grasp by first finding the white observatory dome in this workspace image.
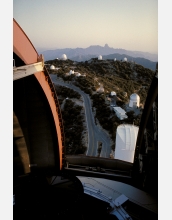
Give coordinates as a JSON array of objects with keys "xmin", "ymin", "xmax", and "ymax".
[
  {"xmin": 114, "ymin": 58, "xmax": 116, "ymax": 61},
  {"xmin": 50, "ymin": 65, "xmax": 55, "ymax": 70},
  {"xmin": 98, "ymin": 55, "xmax": 102, "ymax": 60},
  {"xmin": 111, "ymin": 91, "xmax": 116, "ymax": 96},
  {"xmin": 129, "ymin": 93, "xmax": 140, "ymax": 108},
  {"xmin": 130, "ymin": 93, "xmax": 140, "ymax": 101},
  {"xmin": 61, "ymin": 54, "xmax": 67, "ymax": 60},
  {"xmin": 123, "ymin": 57, "xmax": 127, "ymax": 62}
]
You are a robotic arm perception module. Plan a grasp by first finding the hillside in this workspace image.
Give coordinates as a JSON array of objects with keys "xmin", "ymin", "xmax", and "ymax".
[
  {"xmin": 71, "ymin": 53, "xmax": 156, "ymax": 70},
  {"xmin": 47, "ymin": 58, "xmax": 156, "ymax": 149},
  {"xmin": 46, "ymin": 58, "xmax": 155, "ymax": 105}
]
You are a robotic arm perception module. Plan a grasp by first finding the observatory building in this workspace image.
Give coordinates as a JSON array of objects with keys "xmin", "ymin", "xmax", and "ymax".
[
  {"xmin": 69, "ymin": 70, "xmax": 74, "ymax": 75},
  {"xmin": 61, "ymin": 54, "xmax": 67, "ymax": 60},
  {"xmin": 98, "ymin": 55, "xmax": 102, "ymax": 60},
  {"xmin": 97, "ymin": 84, "xmax": 104, "ymax": 93},
  {"xmin": 50, "ymin": 65, "xmax": 55, "ymax": 70},
  {"xmin": 114, "ymin": 58, "xmax": 116, "ymax": 61},
  {"xmin": 113, "ymin": 107, "xmax": 128, "ymax": 120},
  {"xmin": 129, "ymin": 93, "xmax": 140, "ymax": 108},
  {"xmin": 115, "ymin": 124, "xmax": 139, "ymax": 163},
  {"xmin": 75, "ymin": 72, "xmax": 81, "ymax": 77},
  {"xmin": 111, "ymin": 91, "xmax": 116, "ymax": 96},
  {"xmin": 123, "ymin": 57, "xmax": 127, "ymax": 62}
]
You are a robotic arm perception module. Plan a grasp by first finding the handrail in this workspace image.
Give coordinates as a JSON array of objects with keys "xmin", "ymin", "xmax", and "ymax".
[{"xmin": 43, "ymin": 67, "xmax": 66, "ymax": 166}]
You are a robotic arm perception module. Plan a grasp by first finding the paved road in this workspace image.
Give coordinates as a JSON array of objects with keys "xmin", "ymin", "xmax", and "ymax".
[{"xmin": 50, "ymin": 74, "xmax": 111, "ymax": 158}]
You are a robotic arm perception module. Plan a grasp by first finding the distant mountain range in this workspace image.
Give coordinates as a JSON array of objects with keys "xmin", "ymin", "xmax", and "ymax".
[{"xmin": 39, "ymin": 44, "xmax": 158, "ymax": 70}]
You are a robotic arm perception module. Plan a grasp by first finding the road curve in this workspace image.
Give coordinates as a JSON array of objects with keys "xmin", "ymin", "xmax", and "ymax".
[{"xmin": 50, "ymin": 74, "xmax": 112, "ymax": 158}]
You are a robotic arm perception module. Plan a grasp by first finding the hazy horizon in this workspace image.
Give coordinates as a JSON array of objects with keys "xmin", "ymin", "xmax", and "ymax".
[
  {"xmin": 13, "ymin": 0, "xmax": 158, "ymax": 54},
  {"xmin": 36, "ymin": 44, "xmax": 158, "ymax": 55}
]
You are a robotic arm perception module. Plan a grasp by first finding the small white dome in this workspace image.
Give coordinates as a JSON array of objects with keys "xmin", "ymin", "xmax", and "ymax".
[
  {"xmin": 98, "ymin": 55, "xmax": 102, "ymax": 60},
  {"xmin": 111, "ymin": 91, "xmax": 116, "ymax": 96},
  {"xmin": 114, "ymin": 58, "xmax": 116, "ymax": 61},
  {"xmin": 61, "ymin": 54, "xmax": 67, "ymax": 60},
  {"xmin": 130, "ymin": 93, "xmax": 140, "ymax": 101},
  {"xmin": 50, "ymin": 65, "xmax": 55, "ymax": 70},
  {"xmin": 123, "ymin": 57, "xmax": 127, "ymax": 62}
]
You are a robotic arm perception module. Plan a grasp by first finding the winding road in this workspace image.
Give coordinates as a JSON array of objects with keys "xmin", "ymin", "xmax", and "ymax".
[{"xmin": 50, "ymin": 74, "xmax": 111, "ymax": 158}]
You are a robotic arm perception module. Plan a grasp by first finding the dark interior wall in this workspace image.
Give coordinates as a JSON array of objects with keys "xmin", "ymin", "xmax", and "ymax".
[
  {"xmin": 13, "ymin": 74, "xmax": 60, "ymax": 176},
  {"xmin": 13, "ymin": 52, "xmax": 25, "ymax": 67}
]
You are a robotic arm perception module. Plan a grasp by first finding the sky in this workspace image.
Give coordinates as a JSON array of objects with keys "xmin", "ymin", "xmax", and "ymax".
[{"xmin": 13, "ymin": 0, "xmax": 158, "ymax": 54}]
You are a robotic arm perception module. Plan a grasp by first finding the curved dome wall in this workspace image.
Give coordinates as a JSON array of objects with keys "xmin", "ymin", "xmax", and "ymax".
[{"xmin": 13, "ymin": 19, "xmax": 64, "ymax": 175}]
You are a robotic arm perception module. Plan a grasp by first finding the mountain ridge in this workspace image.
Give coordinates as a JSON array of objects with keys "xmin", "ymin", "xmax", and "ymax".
[{"xmin": 38, "ymin": 44, "xmax": 158, "ymax": 63}]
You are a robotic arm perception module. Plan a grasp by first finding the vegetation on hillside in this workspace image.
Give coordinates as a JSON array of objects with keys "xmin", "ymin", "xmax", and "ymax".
[
  {"xmin": 48, "ymin": 58, "xmax": 156, "ymax": 152},
  {"xmin": 54, "ymin": 85, "xmax": 86, "ymax": 155},
  {"xmin": 61, "ymin": 99, "xmax": 86, "ymax": 155},
  {"xmin": 54, "ymin": 85, "xmax": 81, "ymax": 99}
]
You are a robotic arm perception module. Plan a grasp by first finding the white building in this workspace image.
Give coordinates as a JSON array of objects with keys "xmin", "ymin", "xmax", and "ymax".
[
  {"xmin": 115, "ymin": 124, "xmax": 139, "ymax": 163},
  {"xmin": 61, "ymin": 54, "xmax": 67, "ymax": 60},
  {"xmin": 69, "ymin": 70, "xmax": 74, "ymax": 75},
  {"xmin": 98, "ymin": 55, "xmax": 102, "ymax": 60},
  {"xmin": 50, "ymin": 65, "xmax": 55, "ymax": 70},
  {"xmin": 75, "ymin": 72, "xmax": 81, "ymax": 77},
  {"xmin": 113, "ymin": 107, "xmax": 128, "ymax": 120},
  {"xmin": 114, "ymin": 58, "xmax": 116, "ymax": 61},
  {"xmin": 98, "ymin": 88, "xmax": 104, "ymax": 93},
  {"xmin": 97, "ymin": 84, "xmax": 104, "ymax": 93},
  {"xmin": 123, "ymin": 57, "xmax": 127, "ymax": 62},
  {"xmin": 111, "ymin": 91, "xmax": 116, "ymax": 96},
  {"xmin": 129, "ymin": 93, "xmax": 140, "ymax": 108}
]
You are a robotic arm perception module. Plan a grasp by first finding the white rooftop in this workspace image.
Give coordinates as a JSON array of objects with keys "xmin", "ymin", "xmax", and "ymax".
[
  {"xmin": 113, "ymin": 107, "xmax": 126, "ymax": 114},
  {"xmin": 115, "ymin": 124, "xmax": 139, "ymax": 163}
]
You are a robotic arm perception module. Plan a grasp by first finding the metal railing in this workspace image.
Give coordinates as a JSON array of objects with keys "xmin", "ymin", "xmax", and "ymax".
[{"xmin": 43, "ymin": 66, "xmax": 66, "ymax": 167}]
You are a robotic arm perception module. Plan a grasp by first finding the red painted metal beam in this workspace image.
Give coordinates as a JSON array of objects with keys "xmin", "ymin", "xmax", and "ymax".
[{"xmin": 13, "ymin": 18, "xmax": 63, "ymax": 170}]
